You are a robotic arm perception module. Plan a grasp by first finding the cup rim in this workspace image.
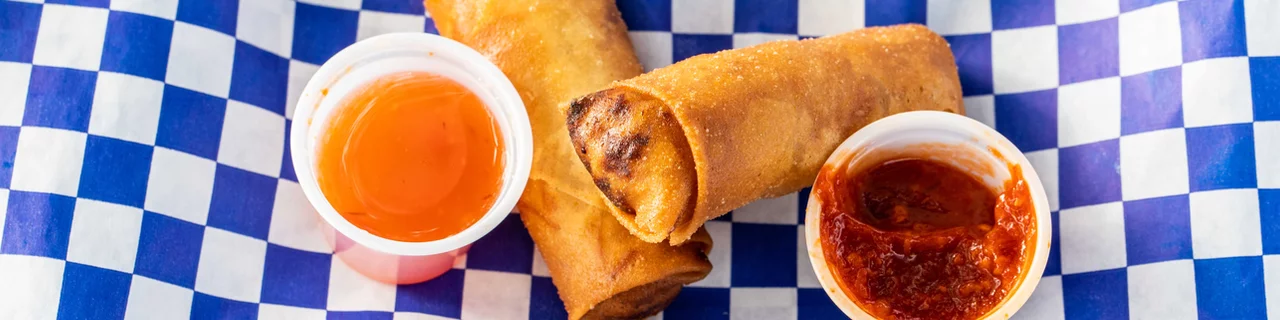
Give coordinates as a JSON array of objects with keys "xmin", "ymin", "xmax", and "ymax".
[
  {"xmin": 804, "ymin": 110, "xmax": 1053, "ymax": 319},
  {"xmin": 289, "ymin": 32, "xmax": 533, "ymax": 257}
]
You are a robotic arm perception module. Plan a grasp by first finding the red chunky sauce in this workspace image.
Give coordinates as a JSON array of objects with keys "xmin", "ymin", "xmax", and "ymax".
[{"xmin": 817, "ymin": 158, "xmax": 1036, "ymax": 319}]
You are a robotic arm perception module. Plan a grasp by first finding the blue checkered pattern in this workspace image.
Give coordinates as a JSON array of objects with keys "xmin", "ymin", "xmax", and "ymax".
[{"xmin": 1, "ymin": 0, "xmax": 1277, "ymax": 319}]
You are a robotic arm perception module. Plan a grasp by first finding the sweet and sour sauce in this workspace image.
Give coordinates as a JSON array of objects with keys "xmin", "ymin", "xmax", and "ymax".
[{"xmin": 316, "ymin": 71, "xmax": 505, "ymax": 242}]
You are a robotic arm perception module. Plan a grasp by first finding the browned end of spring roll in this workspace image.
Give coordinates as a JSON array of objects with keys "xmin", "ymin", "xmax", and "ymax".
[
  {"xmin": 519, "ymin": 179, "xmax": 712, "ymax": 319},
  {"xmin": 567, "ymin": 24, "xmax": 964, "ymax": 245},
  {"xmin": 566, "ymin": 90, "xmax": 698, "ymax": 243},
  {"xmin": 425, "ymin": 0, "xmax": 712, "ymax": 318}
]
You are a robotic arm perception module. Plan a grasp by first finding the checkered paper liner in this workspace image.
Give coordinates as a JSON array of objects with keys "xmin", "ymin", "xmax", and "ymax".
[{"xmin": 1, "ymin": 0, "xmax": 1277, "ymax": 319}]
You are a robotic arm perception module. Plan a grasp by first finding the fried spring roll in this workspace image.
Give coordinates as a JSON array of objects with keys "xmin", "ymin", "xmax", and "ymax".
[
  {"xmin": 567, "ymin": 24, "xmax": 964, "ymax": 245},
  {"xmin": 424, "ymin": 0, "xmax": 712, "ymax": 318}
]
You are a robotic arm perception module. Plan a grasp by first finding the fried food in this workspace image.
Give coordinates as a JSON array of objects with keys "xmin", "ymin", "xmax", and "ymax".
[
  {"xmin": 566, "ymin": 24, "xmax": 964, "ymax": 245},
  {"xmin": 424, "ymin": 0, "xmax": 713, "ymax": 318}
]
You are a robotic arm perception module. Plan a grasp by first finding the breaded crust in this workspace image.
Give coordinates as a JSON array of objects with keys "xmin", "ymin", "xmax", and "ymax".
[{"xmin": 567, "ymin": 24, "xmax": 964, "ymax": 245}]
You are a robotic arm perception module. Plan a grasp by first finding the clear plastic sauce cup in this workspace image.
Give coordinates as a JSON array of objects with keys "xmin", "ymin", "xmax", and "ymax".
[
  {"xmin": 805, "ymin": 111, "xmax": 1052, "ymax": 319},
  {"xmin": 291, "ymin": 33, "xmax": 532, "ymax": 284}
]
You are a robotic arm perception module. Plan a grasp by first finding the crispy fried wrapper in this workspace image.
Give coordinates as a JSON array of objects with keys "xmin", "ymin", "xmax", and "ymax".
[
  {"xmin": 424, "ymin": 0, "xmax": 713, "ymax": 318},
  {"xmin": 566, "ymin": 24, "xmax": 965, "ymax": 245}
]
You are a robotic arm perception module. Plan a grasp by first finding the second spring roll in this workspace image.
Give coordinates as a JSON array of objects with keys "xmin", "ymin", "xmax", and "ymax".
[
  {"xmin": 567, "ymin": 24, "xmax": 964, "ymax": 245},
  {"xmin": 425, "ymin": 0, "xmax": 712, "ymax": 318}
]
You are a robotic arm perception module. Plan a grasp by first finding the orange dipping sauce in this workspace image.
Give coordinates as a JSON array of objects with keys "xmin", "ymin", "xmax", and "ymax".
[{"xmin": 317, "ymin": 71, "xmax": 504, "ymax": 242}]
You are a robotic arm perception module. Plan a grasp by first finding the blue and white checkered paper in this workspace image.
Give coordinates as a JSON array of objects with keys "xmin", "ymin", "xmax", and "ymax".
[{"xmin": 1, "ymin": 0, "xmax": 1277, "ymax": 319}]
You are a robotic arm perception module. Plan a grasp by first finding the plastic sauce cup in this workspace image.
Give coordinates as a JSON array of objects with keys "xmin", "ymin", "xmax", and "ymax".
[
  {"xmin": 804, "ymin": 111, "xmax": 1052, "ymax": 319},
  {"xmin": 291, "ymin": 33, "xmax": 532, "ymax": 285}
]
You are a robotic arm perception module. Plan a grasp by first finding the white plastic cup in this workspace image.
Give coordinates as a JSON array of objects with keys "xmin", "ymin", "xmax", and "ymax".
[
  {"xmin": 804, "ymin": 111, "xmax": 1052, "ymax": 319},
  {"xmin": 290, "ymin": 33, "xmax": 532, "ymax": 285}
]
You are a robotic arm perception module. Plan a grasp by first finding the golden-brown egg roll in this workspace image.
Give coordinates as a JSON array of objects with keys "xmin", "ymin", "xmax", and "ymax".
[
  {"xmin": 566, "ymin": 24, "xmax": 964, "ymax": 245},
  {"xmin": 423, "ymin": 0, "xmax": 712, "ymax": 318}
]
